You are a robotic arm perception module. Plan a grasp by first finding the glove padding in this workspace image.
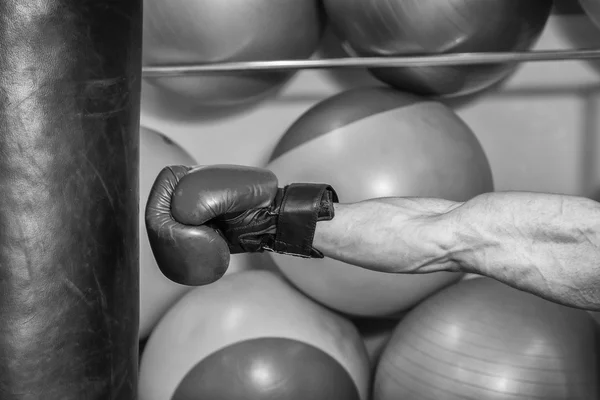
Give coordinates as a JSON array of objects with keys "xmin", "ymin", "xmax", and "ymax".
[{"xmin": 145, "ymin": 164, "xmax": 338, "ymax": 286}]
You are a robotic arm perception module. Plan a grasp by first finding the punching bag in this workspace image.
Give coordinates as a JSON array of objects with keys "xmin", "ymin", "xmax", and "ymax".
[{"xmin": 0, "ymin": 1, "xmax": 142, "ymax": 399}]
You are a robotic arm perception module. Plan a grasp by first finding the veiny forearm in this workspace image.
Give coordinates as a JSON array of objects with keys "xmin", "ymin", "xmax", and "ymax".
[
  {"xmin": 447, "ymin": 192, "xmax": 600, "ymax": 310},
  {"xmin": 313, "ymin": 193, "xmax": 600, "ymax": 311},
  {"xmin": 313, "ymin": 197, "xmax": 460, "ymax": 275}
]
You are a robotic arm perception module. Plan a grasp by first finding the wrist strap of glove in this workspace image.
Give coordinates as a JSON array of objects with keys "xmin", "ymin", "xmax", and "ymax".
[{"xmin": 269, "ymin": 183, "xmax": 338, "ymax": 258}]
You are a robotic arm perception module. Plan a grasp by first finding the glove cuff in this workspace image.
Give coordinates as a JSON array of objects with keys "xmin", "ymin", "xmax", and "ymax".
[{"xmin": 269, "ymin": 183, "xmax": 338, "ymax": 258}]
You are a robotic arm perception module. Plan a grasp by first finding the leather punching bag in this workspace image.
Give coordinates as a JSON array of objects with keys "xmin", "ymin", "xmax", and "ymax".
[{"xmin": 0, "ymin": 1, "xmax": 142, "ymax": 399}]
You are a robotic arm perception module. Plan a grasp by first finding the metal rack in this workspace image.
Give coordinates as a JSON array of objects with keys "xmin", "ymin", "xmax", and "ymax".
[{"xmin": 142, "ymin": 48, "xmax": 600, "ymax": 77}]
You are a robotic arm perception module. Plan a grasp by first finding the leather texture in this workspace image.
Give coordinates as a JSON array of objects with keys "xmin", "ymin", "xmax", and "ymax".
[
  {"xmin": 145, "ymin": 165, "xmax": 337, "ymax": 286},
  {"xmin": 0, "ymin": 1, "xmax": 142, "ymax": 399},
  {"xmin": 273, "ymin": 183, "xmax": 337, "ymax": 257}
]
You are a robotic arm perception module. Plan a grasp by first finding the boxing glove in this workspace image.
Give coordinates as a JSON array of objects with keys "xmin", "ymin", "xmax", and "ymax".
[{"xmin": 145, "ymin": 164, "xmax": 338, "ymax": 286}]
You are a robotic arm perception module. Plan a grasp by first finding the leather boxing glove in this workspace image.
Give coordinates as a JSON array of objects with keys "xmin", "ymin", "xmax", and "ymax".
[{"xmin": 145, "ymin": 164, "xmax": 338, "ymax": 286}]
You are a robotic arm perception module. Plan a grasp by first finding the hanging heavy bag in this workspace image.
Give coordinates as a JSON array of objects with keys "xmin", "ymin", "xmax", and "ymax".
[{"xmin": 0, "ymin": 1, "xmax": 142, "ymax": 399}]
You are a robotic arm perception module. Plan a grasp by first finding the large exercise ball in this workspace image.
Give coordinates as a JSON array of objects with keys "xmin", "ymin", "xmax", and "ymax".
[
  {"xmin": 323, "ymin": 0, "xmax": 553, "ymax": 98},
  {"xmin": 581, "ymin": 0, "xmax": 600, "ymax": 30},
  {"xmin": 140, "ymin": 128, "xmax": 252, "ymax": 339},
  {"xmin": 139, "ymin": 270, "xmax": 370, "ymax": 400},
  {"xmin": 171, "ymin": 337, "xmax": 361, "ymax": 400},
  {"xmin": 374, "ymin": 278, "xmax": 599, "ymax": 399},
  {"xmin": 142, "ymin": 0, "xmax": 324, "ymax": 106},
  {"xmin": 266, "ymin": 87, "xmax": 493, "ymax": 317}
]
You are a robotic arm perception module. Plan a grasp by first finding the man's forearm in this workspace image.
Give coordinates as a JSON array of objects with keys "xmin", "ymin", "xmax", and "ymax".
[
  {"xmin": 312, "ymin": 197, "xmax": 461, "ymax": 275},
  {"xmin": 447, "ymin": 192, "xmax": 600, "ymax": 310},
  {"xmin": 313, "ymin": 193, "xmax": 600, "ymax": 310}
]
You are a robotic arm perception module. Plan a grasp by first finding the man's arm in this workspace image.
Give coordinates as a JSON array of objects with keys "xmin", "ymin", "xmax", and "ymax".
[{"xmin": 313, "ymin": 192, "xmax": 600, "ymax": 311}]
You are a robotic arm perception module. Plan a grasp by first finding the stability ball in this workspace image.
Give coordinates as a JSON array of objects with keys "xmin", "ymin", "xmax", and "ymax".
[
  {"xmin": 140, "ymin": 127, "xmax": 251, "ymax": 339},
  {"xmin": 142, "ymin": 0, "xmax": 324, "ymax": 106},
  {"xmin": 581, "ymin": 0, "xmax": 600, "ymax": 29},
  {"xmin": 139, "ymin": 270, "xmax": 370, "ymax": 400},
  {"xmin": 374, "ymin": 278, "xmax": 599, "ymax": 400},
  {"xmin": 323, "ymin": 0, "xmax": 553, "ymax": 98},
  {"xmin": 267, "ymin": 87, "xmax": 494, "ymax": 317},
  {"xmin": 172, "ymin": 338, "xmax": 361, "ymax": 400}
]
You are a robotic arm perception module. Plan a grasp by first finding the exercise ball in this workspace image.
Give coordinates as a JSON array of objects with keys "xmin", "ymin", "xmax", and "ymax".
[
  {"xmin": 581, "ymin": 0, "xmax": 600, "ymax": 30},
  {"xmin": 142, "ymin": 0, "xmax": 324, "ymax": 106},
  {"xmin": 267, "ymin": 87, "xmax": 493, "ymax": 317},
  {"xmin": 374, "ymin": 278, "xmax": 599, "ymax": 400},
  {"xmin": 323, "ymin": 0, "xmax": 553, "ymax": 98},
  {"xmin": 140, "ymin": 127, "xmax": 249, "ymax": 339},
  {"xmin": 172, "ymin": 338, "xmax": 361, "ymax": 400},
  {"xmin": 139, "ymin": 270, "xmax": 370, "ymax": 400}
]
